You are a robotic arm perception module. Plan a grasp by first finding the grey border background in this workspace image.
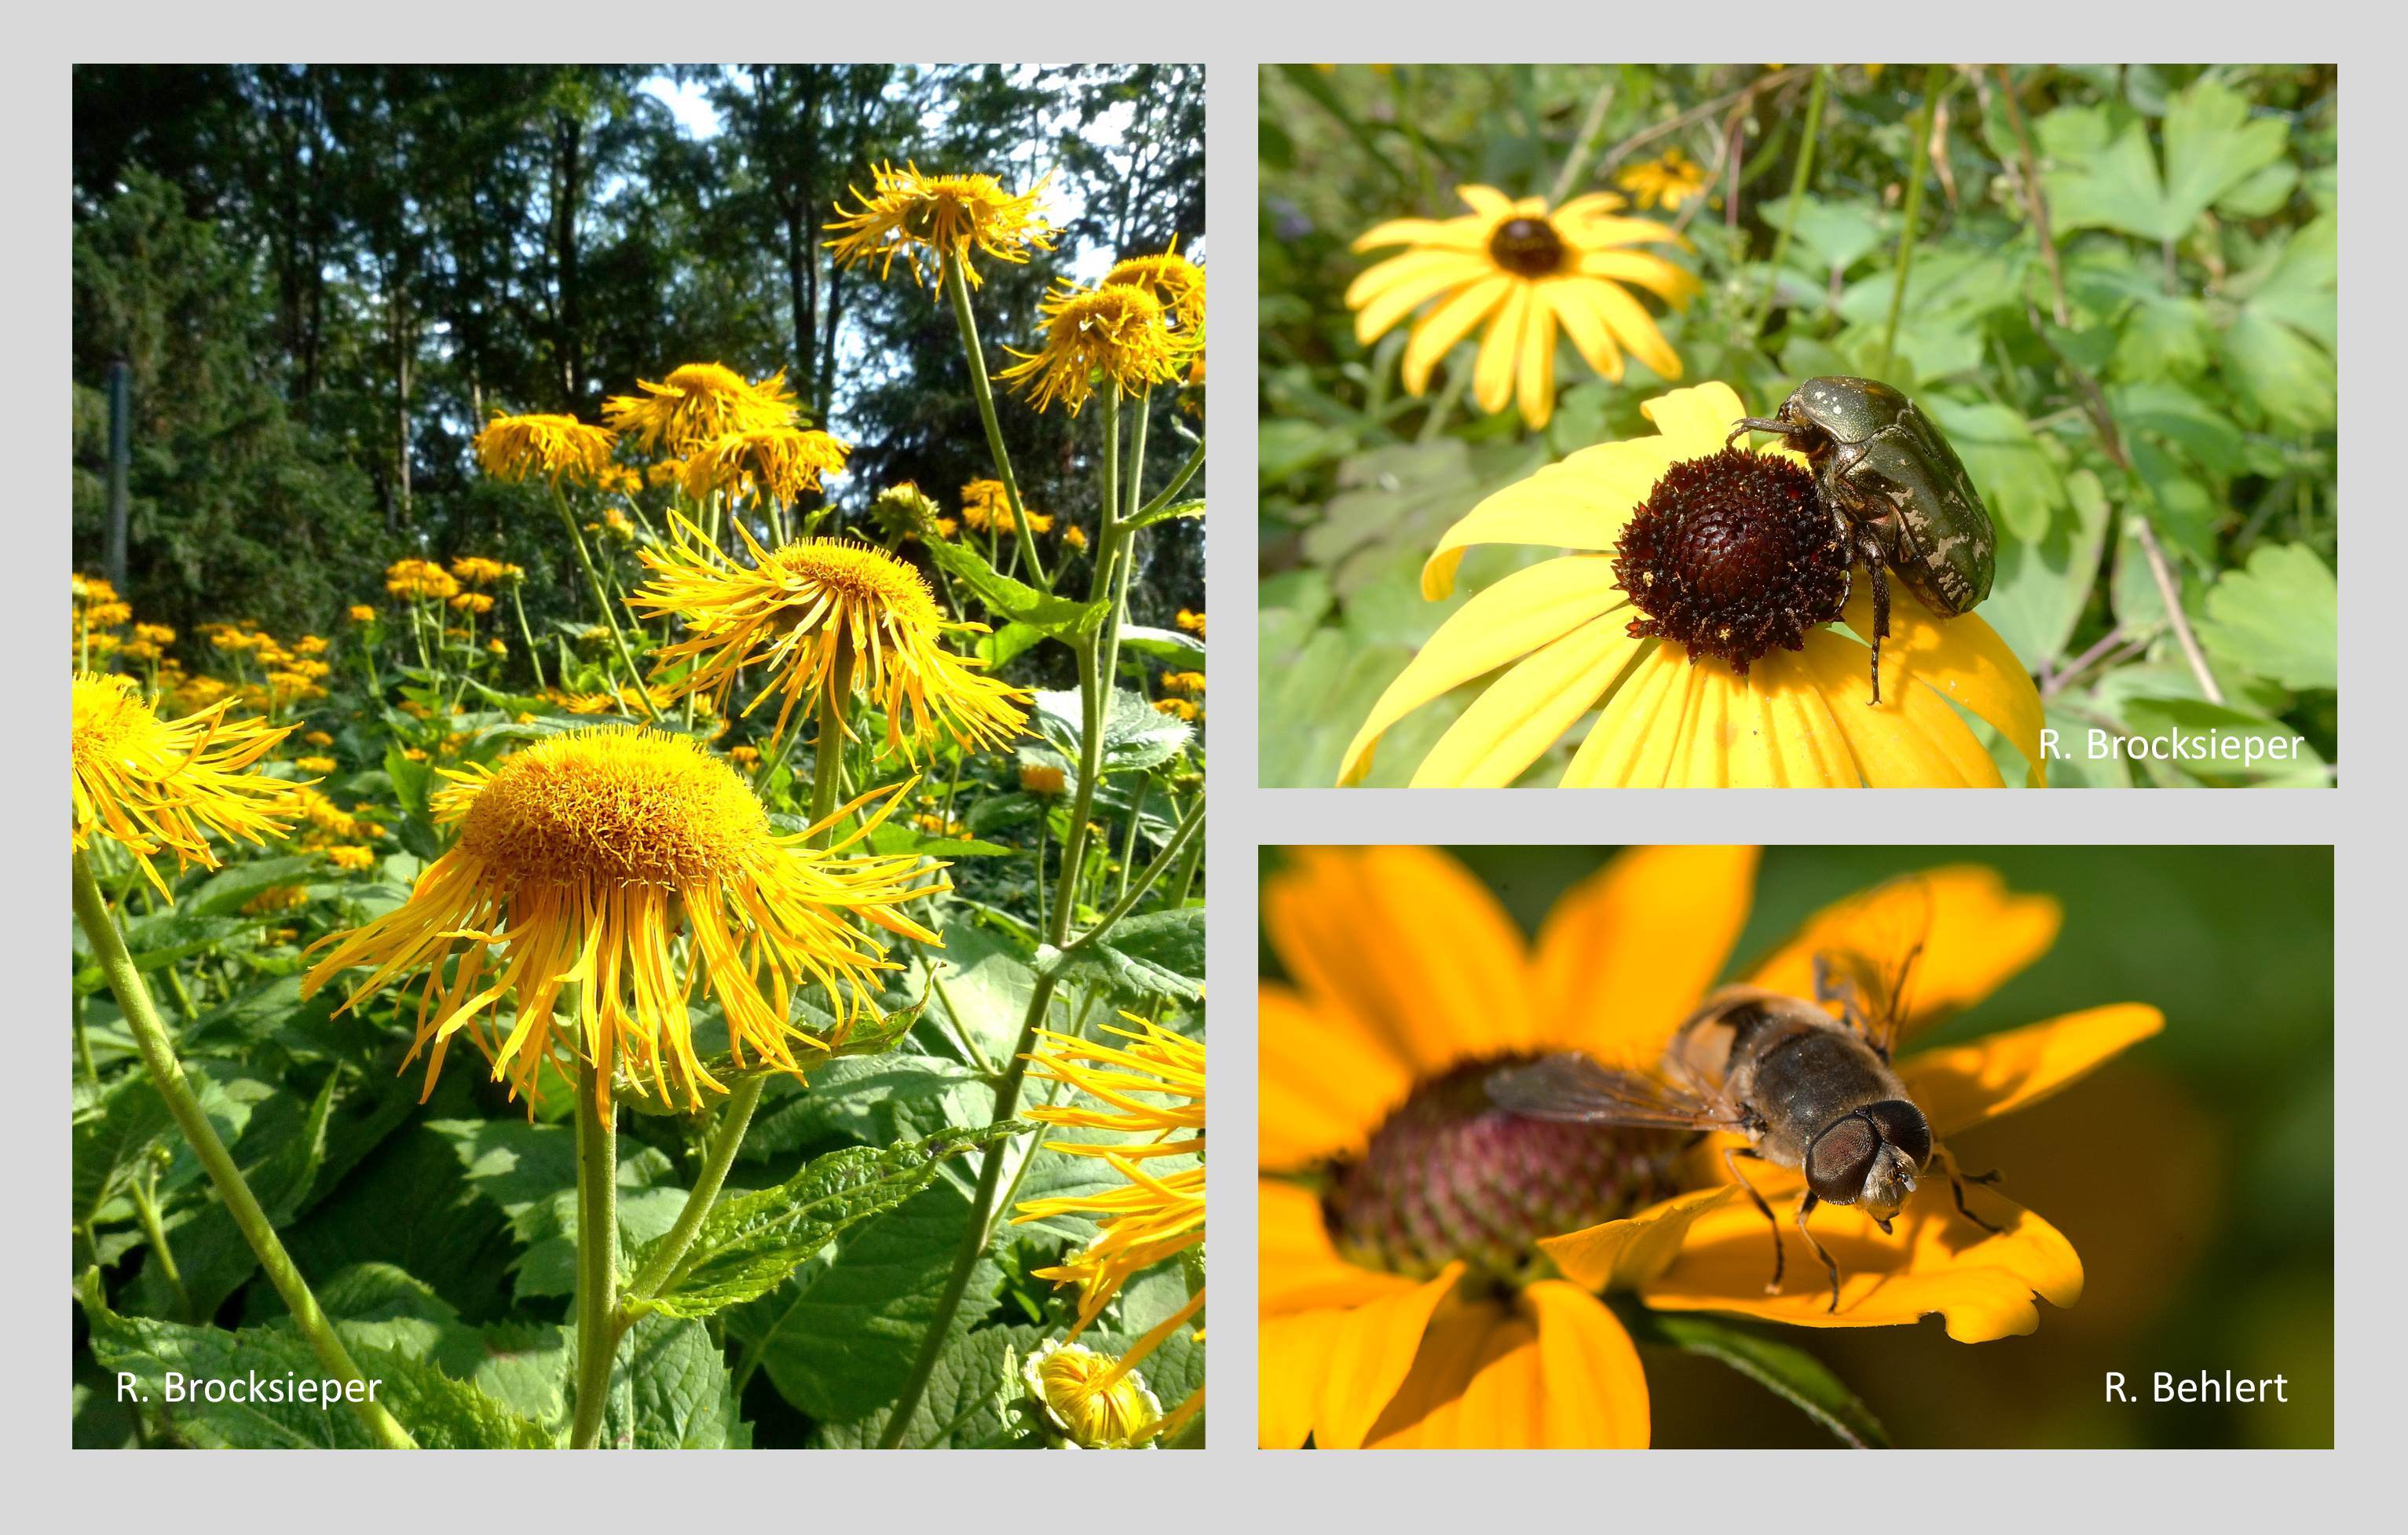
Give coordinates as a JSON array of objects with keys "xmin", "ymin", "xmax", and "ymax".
[{"xmin": 7, "ymin": 5, "xmax": 2386, "ymax": 1516}]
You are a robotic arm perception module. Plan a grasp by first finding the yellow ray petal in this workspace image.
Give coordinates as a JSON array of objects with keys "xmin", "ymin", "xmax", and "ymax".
[
  {"xmin": 1540, "ymin": 1185, "xmax": 1738, "ymax": 1291},
  {"xmin": 1408, "ymin": 614, "xmax": 1642, "ymax": 788},
  {"xmin": 1532, "ymin": 846, "xmax": 1759, "ymax": 1062},
  {"xmin": 1353, "ymin": 214, "xmax": 1484, "ymax": 252},
  {"xmin": 1844, "ymin": 585, "xmax": 2046, "ymax": 787},
  {"xmin": 1260, "ymin": 1177, "xmax": 1421, "ymax": 1314},
  {"xmin": 1422, "ymin": 439, "xmax": 1677, "ymax": 599},
  {"xmin": 1264, "ymin": 845, "xmax": 1537, "ymax": 1069},
  {"xmin": 1637, "ymin": 381, "xmax": 1751, "ymax": 456},
  {"xmin": 1457, "ymin": 184, "xmax": 1513, "ymax": 219},
  {"xmin": 1635, "ymin": 1175, "xmax": 2083, "ymax": 1343},
  {"xmin": 1259, "ymin": 1263, "xmax": 1466, "ymax": 1446},
  {"xmin": 1260, "ymin": 984, "xmax": 1418, "ymax": 1171},
  {"xmin": 1543, "ymin": 279, "xmax": 1624, "ymax": 386},
  {"xmin": 1473, "ymin": 284, "xmax": 1531, "ymax": 415},
  {"xmin": 1526, "ymin": 1282, "xmax": 1652, "ymax": 1447},
  {"xmin": 1572, "ymin": 248, "xmax": 1705, "ymax": 304},
  {"xmin": 1796, "ymin": 630, "xmax": 2003, "ymax": 786},
  {"xmin": 1341, "ymin": 555, "xmax": 1626, "ymax": 784},
  {"xmin": 1349, "ymin": 250, "xmax": 1494, "ymax": 342},
  {"xmin": 1515, "ymin": 287, "xmax": 1557, "ymax": 427},
  {"xmin": 1747, "ymin": 865, "xmax": 2064, "ymax": 1029},
  {"xmin": 1751, "ymin": 649, "xmax": 1861, "ymax": 784},
  {"xmin": 1564, "ymin": 212, "xmax": 1689, "ymax": 250},
  {"xmin": 1901, "ymin": 1003, "xmax": 2166, "ymax": 1138},
  {"xmin": 1580, "ymin": 276, "xmax": 1684, "ymax": 379},
  {"xmin": 1559, "ymin": 644, "xmax": 1701, "ymax": 788},
  {"xmin": 1400, "ymin": 275, "xmax": 1510, "ymax": 394},
  {"xmin": 1361, "ymin": 1299, "xmax": 1534, "ymax": 1447},
  {"xmin": 1552, "ymin": 190, "xmax": 1630, "ymax": 223}
]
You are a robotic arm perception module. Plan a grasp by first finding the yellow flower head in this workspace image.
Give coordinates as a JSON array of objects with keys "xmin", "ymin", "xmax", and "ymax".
[
  {"xmin": 631, "ymin": 517, "xmax": 1030, "ymax": 761},
  {"xmin": 1175, "ymin": 609, "xmax": 1206, "ymax": 638},
  {"xmin": 301, "ymin": 728, "xmax": 946, "ymax": 1112},
  {"xmin": 1162, "ymin": 671, "xmax": 1206, "ymax": 696},
  {"xmin": 1341, "ymin": 382, "xmax": 2045, "ymax": 788},
  {"xmin": 1103, "ymin": 242, "xmax": 1207, "ymax": 341},
  {"xmin": 71, "ymin": 674, "xmax": 305, "ymax": 895},
  {"xmin": 72, "ymin": 574, "xmax": 120, "ymax": 607},
  {"xmin": 959, "ymin": 479, "xmax": 1052, "ymax": 535},
  {"xmin": 1023, "ymin": 1339, "xmax": 1166, "ymax": 1450},
  {"xmin": 999, "ymin": 283, "xmax": 1190, "ymax": 416},
  {"xmin": 870, "ymin": 482, "xmax": 944, "ymax": 543},
  {"xmin": 349, "ymin": 605, "xmax": 379, "ymax": 624},
  {"xmin": 451, "ymin": 556, "xmax": 510, "ymax": 587},
  {"xmin": 1019, "ymin": 759, "xmax": 1067, "ymax": 796},
  {"xmin": 295, "ymin": 755, "xmax": 339, "ymax": 774},
  {"xmin": 1616, "ymin": 146, "xmax": 1711, "ymax": 212},
  {"xmin": 605, "ymin": 364, "xmax": 800, "ymax": 457},
  {"xmin": 1258, "ymin": 849, "xmax": 2163, "ymax": 1448},
  {"xmin": 1062, "ymin": 524, "xmax": 1089, "ymax": 552},
  {"xmin": 1014, "ymin": 1016, "xmax": 1206, "ymax": 1336},
  {"xmin": 473, "ymin": 413, "xmax": 618, "ymax": 486},
  {"xmin": 134, "ymin": 623, "xmax": 177, "ymax": 645},
  {"xmin": 386, "ymin": 560, "xmax": 459, "ymax": 602},
  {"xmin": 324, "ymin": 844, "xmax": 377, "ymax": 872},
  {"xmin": 304, "ymin": 730, "xmax": 334, "ymax": 747},
  {"xmin": 448, "ymin": 592, "xmax": 496, "ymax": 616},
  {"xmin": 825, "ymin": 162, "xmax": 1057, "ymax": 291},
  {"xmin": 1152, "ymin": 697, "xmax": 1200, "ymax": 722},
  {"xmin": 1349, "ymin": 183, "xmax": 1700, "ymax": 428},
  {"xmin": 675, "ymin": 427, "xmax": 850, "ymax": 506}
]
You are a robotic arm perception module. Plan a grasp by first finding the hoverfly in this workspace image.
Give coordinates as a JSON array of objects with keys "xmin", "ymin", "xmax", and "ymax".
[{"xmin": 1486, "ymin": 876, "xmax": 2003, "ymax": 1312}]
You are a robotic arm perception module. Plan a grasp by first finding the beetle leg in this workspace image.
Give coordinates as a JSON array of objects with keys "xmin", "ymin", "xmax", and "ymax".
[
  {"xmin": 1723, "ymin": 1146, "xmax": 1784, "ymax": 1294},
  {"xmin": 1725, "ymin": 415, "xmax": 1792, "ymax": 450},
  {"xmin": 1795, "ymin": 1192, "xmax": 1843, "ymax": 1314},
  {"xmin": 1854, "ymin": 531, "xmax": 1891, "ymax": 706},
  {"xmin": 1935, "ymin": 1143, "xmax": 2007, "ymax": 1234}
]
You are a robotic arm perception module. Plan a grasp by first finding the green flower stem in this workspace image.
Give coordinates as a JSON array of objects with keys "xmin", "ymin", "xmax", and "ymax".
[
  {"xmin": 1060, "ymin": 801, "xmax": 1203, "ymax": 956},
  {"xmin": 1115, "ymin": 773, "xmax": 1150, "ymax": 903},
  {"xmin": 569, "ymin": 1054, "xmax": 620, "ymax": 1450},
  {"xmin": 1167, "ymin": 795, "xmax": 1206, "ymax": 911},
  {"xmin": 550, "ymin": 481, "xmax": 661, "ymax": 722},
  {"xmin": 509, "ymin": 583, "xmax": 546, "ymax": 692},
  {"xmin": 1547, "ymin": 75, "xmax": 1620, "ymax": 206},
  {"xmin": 1879, "ymin": 66, "xmax": 1949, "ymax": 378},
  {"xmin": 128, "ymin": 1171, "xmax": 192, "ymax": 1321},
  {"xmin": 620, "ymin": 1075, "xmax": 764, "ymax": 1312},
  {"xmin": 71, "ymin": 851, "xmax": 416, "ymax": 1451},
  {"xmin": 1746, "ymin": 65, "xmax": 1828, "ymax": 342},
  {"xmin": 943, "ymin": 250, "xmax": 1048, "ymax": 591},
  {"xmin": 1136, "ymin": 430, "xmax": 1206, "ymax": 520}
]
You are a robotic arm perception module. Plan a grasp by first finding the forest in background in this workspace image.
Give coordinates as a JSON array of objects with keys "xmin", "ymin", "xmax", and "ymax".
[{"xmin": 71, "ymin": 64, "xmax": 1206, "ymax": 655}]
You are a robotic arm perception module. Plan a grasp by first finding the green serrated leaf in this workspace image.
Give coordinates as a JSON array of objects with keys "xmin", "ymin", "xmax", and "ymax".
[
  {"xmin": 2196, "ymin": 543, "xmax": 2336, "ymax": 693},
  {"xmin": 920, "ymin": 533, "xmax": 1108, "ymax": 636},
  {"xmin": 1044, "ymin": 907, "xmax": 1205, "ymax": 1003}
]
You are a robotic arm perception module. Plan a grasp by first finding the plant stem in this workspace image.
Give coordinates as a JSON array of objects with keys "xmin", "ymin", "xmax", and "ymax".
[
  {"xmin": 1747, "ymin": 65, "xmax": 1827, "ymax": 342},
  {"xmin": 1879, "ymin": 66, "xmax": 1949, "ymax": 378},
  {"xmin": 71, "ymin": 851, "xmax": 415, "ymax": 1450},
  {"xmin": 551, "ymin": 482, "xmax": 661, "ymax": 722},
  {"xmin": 944, "ymin": 250, "xmax": 1048, "ymax": 590},
  {"xmin": 129, "ymin": 1171, "xmax": 192, "ymax": 1321},
  {"xmin": 569, "ymin": 1053, "xmax": 620, "ymax": 1450},
  {"xmin": 509, "ymin": 583, "xmax": 546, "ymax": 692},
  {"xmin": 1547, "ymin": 77, "xmax": 1619, "ymax": 206},
  {"xmin": 621, "ymin": 1075, "xmax": 764, "ymax": 1307}
]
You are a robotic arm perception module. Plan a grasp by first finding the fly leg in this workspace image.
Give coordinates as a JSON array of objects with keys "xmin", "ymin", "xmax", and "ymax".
[
  {"xmin": 1934, "ymin": 1143, "xmax": 2006, "ymax": 1234},
  {"xmin": 1723, "ymin": 1146, "xmax": 1784, "ymax": 1294},
  {"xmin": 1795, "ymin": 1192, "xmax": 1843, "ymax": 1314}
]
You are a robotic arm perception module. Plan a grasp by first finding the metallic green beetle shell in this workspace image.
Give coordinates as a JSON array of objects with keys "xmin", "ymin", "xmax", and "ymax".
[{"xmin": 1780, "ymin": 377, "xmax": 1995, "ymax": 617}]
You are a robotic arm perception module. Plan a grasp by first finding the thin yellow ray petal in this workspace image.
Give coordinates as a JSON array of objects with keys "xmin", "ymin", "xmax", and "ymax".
[
  {"xmin": 1560, "ymin": 642, "xmax": 1684, "ymax": 787},
  {"xmin": 1408, "ymin": 614, "xmax": 1644, "ymax": 788},
  {"xmin": 1571, "ymin": 248, "xmax": 1705, "ymax": 304},
  {"xmin": 1421, "ymin": 437, "xmax": 1676, "ymax": 599},
  {"xmin": 1515, "ymin": 288, "xmax": 1557, "ymax": 427},
  {"xmin": 1349, "ymin": 250, "xmax": 1492, "ymax": 340},
  {"xmin": 1544, "ymin": 280, "xmax": 1624, "ymax": 385},
  {"xmin": 1400, "ymin": 275, "xmax": 1510, "ymax": 394},
  {"xmin": 1798, "ymin": 630, "xmax": 2001, "ymax": 786},
  {"xmin": 1582, "ymin": 278, "xmax": 1685, "ymax": 379},
  {"xmin": 1473, "ymin": 284, "xmax": 1531, "ymax": 415},
  {"xmin": 1638, "ymin": 382, "xmax": 1752, "ymax": 455},
  {"xmin": 1901, "ymin": 1003, "xmax": 2165, "ymax": 1138},
  {"xmin": 1457, "ymin": 184, "xmax": 1513, "ymax": 218},
  {"xmin": 1532, "ymin": 846, "xmax": 1760, "ymax": 1061},
  {"xmin": 1526, "ymin": 1283, "xmax": 1651, "ymax": 1447},
  {"xmin": 1843, "ymin": 585, "xmax": 2046, "ymax": 787}
]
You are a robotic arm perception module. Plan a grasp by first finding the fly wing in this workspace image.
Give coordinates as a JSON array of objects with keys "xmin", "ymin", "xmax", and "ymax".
[
  {"xmin": 1811, "ymin": 873, "xmax": 1939, "ymax": 1058},
  {"xmin": 1485, "ymin": 1053, "xmax": 1741, "ymax": 1132}
]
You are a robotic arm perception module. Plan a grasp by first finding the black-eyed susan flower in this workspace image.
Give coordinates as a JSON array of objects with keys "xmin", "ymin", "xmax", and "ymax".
[
  {"xmin": 676, "ymin": 426, "xmax": 849, "ymax": 506},
  {"xmin": 1349, "ymin": 185, "xmax": 1699, "ymax": 429},
  {"xmin": 604, "ymin": 364, "xmax": 799, "ymax": 458},
  {"xmin": 998, "ymin": 283, "xmax": 1190, "ymax": 416},
  {"xmin": 629, "ymin": 517, "xmax": 1029, "ymax": 760},
  {"xmin": 1103, "ymin": 243, "xmax": 1207, "ymax": 342},
  {"xmin": 1023, "ymin": 1339, "xmax": 1167, "ymax": 1449},
  {"xmin": 71, "ymin": 673, "xmax": 306, "ymax": 896},
  {"xmin": 1260, "ymin": 846, "xmax": 2162, "ymax": 1448},
  {"xmin": 472, "ymin": 413, "xmax": 617, "ymax": 486},
  {"xmin": 825, "ymin": 163, "xmax": 1056, "ymax": 291},
  {"xmin": 1616, "ymin": 147, "xmax": 1711, "ymax": 212},
  {"xmin": 1341, "ymin": 382, "xmax": 2046, "ymax": 788},
  {"xmin": 301, "ymin": 728, "xmax": 945, "ymax": 1112}
]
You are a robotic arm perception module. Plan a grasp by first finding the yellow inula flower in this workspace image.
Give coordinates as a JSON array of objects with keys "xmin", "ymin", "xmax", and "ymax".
[
  {"xmin": 448, "ymin": 592, "xmax": 496, "ymax": 616},
  {"xmin": 961, "ymin": 479, "xmax": 1052, "ymax": 535},
  {"xmin": 1260, "ymin": 846, "xmax": 2163, "ymax": 1447},
  {"xmin": 825, "ymin": 162, "xmax": 1056, "ymax": 291},
  {"xmin": 605, "ymin": 364, "xmax": 800, "ymax": 457},
  {"xmin": 1162, "ymin": 671, "xmax": 1206, "ymax": 696},
  {"xmin": 1349, "ymin": 184, "xmax": 1699, "ymax": 428},
  {"xmin": 1019, "ymin": 760, "xmax": 1067, "ymax": 796},
  {"xmin": 473, "ymin": 413, "xmax": 617, "ymax": 486},
  {"xmin": 676, "ymin": 427, "xmax": 850, "ymax": 506},
  {"xmin": 71, "ymin": 673, "xmax": 304, "ymax": 895},
  {"xmin": 302, "ymin": 728, "xmax": 946, "ymax": 1111},
  {"xmin": 1342, "ymin": 383, "xmax": 2045, "ymax": 788},
  {"xmin": 349, "ymin": 605, "xmax": 378, "ymax": 624},
  {"xmin": 1103, "ymin": 243, "xmax": 1207, "ymax": 340},
  {"xmin": 1616, "ymin": 147, "xmax": 1711, "ymax": 212},
  {"xmin": 1062, "ymin": 524, "xmax": 1088, "ymax": 552},
  {"xmin": 1153, "ymin": 698, "xmax": 1200, "ymax": 722},
  {"xmin": 386, "ymin": 560, "xmax": 459, "ymax": 602},
  {"xmin": 1014, "ymin": 1016, "xmax": 1206, "ymax": 1336},
  {"xmin": 324, "ymin": 844, "xmax": 377, "ymax": 872},
  {"xmin": 134, "ymin": 623, "xmax": 177, "ymax": 645},
  {"xmin": 911, "ymin": 811, "xmax": 967, "ymax": 839},
  {"xmin": 1175, "ymin": 609, "xmax": 1206, "ymax": 638},
  {"xmin": 630, "ymin": 517, "xmax": 1030, "ymax": 761},
  {"xmin": 295, "ymin": 755, "xmax": 339, "ymax": 774},
  {"xmin": 1023, "ymin": 1339, "xmax": 1166, "ymax": 1449},
  {"xmin": 451, "ymin": 556, "xmax": 510, "ymax": 587},
  {"xmin": 999, "ymin": 283, "xmax": 1189, "ymax": 416}
]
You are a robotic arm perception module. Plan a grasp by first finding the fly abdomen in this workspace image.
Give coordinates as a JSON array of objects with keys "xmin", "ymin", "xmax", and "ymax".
[{"xmin": 1747, "ymin": 1026, "xmax": 1899, "ymax": 1160}]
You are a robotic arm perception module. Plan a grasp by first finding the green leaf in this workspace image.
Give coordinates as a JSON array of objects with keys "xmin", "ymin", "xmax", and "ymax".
[
  {"xmin": 1044, "ymin": 907, "xmax": 1206, "ymax": 1003},
  {"xmin": 2117, "ymin": 696, "xmax": 2326, "ymax": 785},
  {"xmin": 593, "ymin": 1315, "xmax": 752, "ymax": 1449},
  {"xmin": 2219, "ymin": 308, "xmax": 2336, "ymax": 433},
  {"xmin": 1625, "ymin": 1309, "xmax": 1890, "ymax": 1448},
  {"xmin": 1920, "ymin": 396, "xmax": 2065, "ymax": 543},
  {"xmin": 2196, "ymin": 543, "xmax": 2336, "ymax": 693},
  {"xmin": 815, "ymin": 1321, "xmax": 1039, "ymax": 1449},
  {"xmin": 2160, "ymin": 78, "xmax": 2293, "ymax": 238},
  {"xmin": 1116, "ymin": 624, "xmax": 1206, "ymax": 662},
  {"xmin": 920, "ymin": 533, "xmax": 1108, "ymax": 637},
  {"xmin": 1125, "ymin": 497, "xmax": 1205, "ymax": 533},
  {"xmin": 1031, "ymin": 687, "xmax": 1192, "ymax": 776},
  {"xmin": 632, "ymin": 1119, "xmax": 1026, "ymax": 1320},
  {"xmin": 743, "ymin": 1052, "xmax": 990, "ymax": 1157},
  {"xmin": 866, "ymin": 821, "xmax": 1014, "ymax": 858},
  {"xmin": 181, "ymin": 855, "xmax": 324, "ymax": 917}
]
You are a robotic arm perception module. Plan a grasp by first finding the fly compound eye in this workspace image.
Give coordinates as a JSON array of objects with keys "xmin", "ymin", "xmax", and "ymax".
[
  {"xmin": 1803, "ymin": 1114, "xmax": 1880, "ymax": 1205},
  {"xmin": 1860, "ymin": 1099, "xmax": 1932, "ymax": 1168}
]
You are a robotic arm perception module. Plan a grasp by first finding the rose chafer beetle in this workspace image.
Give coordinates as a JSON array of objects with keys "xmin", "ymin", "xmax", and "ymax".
[{"xmin": 1727, "ymin": 377, "xmax": 1995, "ymax": 704}]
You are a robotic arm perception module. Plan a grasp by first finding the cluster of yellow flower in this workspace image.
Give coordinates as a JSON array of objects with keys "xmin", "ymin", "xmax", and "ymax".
[
  {"xmin": 959, "ymin": 477, "xmax": 1051, "ymax": 535},
  {"xmin": 385, "ymin": 557, "xmax": 460, "ymax": 601}
]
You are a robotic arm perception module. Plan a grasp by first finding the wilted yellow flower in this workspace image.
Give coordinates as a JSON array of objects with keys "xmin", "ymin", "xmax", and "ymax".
[
  {"xmin": 301, "ymin": 729, "xmax": 946, "ymax": 1110},
  {"xmin": 604, "ymin": 364, "xmax": 799, "ymax": 458},
  {"xmin": 676, "ymin": 427, "xmax": 850, "ymax": 506},
  {"xmin": 631, "ymin": 517, "xmax": 1030, "ymax": 761},
  {"xmin": 999, "ymin": 284, "xmax": 1189, "ymax": 416},
  {"xmin": 1104, "ymin": 243, "xmax": 1207, "ymax": 340},
  {"xmin": 71, "ymin": 674, "xmax": 305, "ymax": 896},
  {"xmin": 825, "ymin": 163, "xmax": 1056, "ymax": 291},
  {"xmin": 1023, "ymin": 1339, "xmax": 1166, "ymax": 1450},
  {"xmin": 473, "ymin": 413, "xmax": 617, "ymax": 486}
]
